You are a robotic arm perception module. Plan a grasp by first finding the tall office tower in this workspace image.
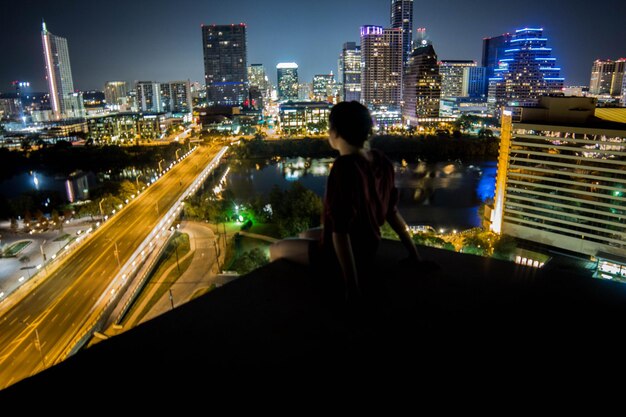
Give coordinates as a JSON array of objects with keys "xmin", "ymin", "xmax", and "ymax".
[
  {"xmin": 167, "ymin": 81, "xmax": 193, "ymax": 113},
  {"xmin": 489, "ymin": 97, "xmax": 626, "ymax": 264},
  {"xmin": 104, "ymin": 81, "xmax": 128, "ymax": 108},
  {"xmin": 277, "ymin": 63, "xmax": 299, "ymax": 101},
  {"xmin": 481, "ymin": 32, "xmax": 513, "ymax": 95},
  {"xmin": 402, "ymin": 39, "xmax": 441, "ymax": 124},
  {"xmin": 247, "ymin": 64, "xmax": 271, "ymax": 102},
  {"xmin": 589, "ymin": 59, "xmax": 626, "ymax": 96},
  {"xmin": 312, "ymin": 74, "xmax": 335, "ymax": 101},
  {"xmin": 439, "ymin": 60, "xmax": 477, "ymax": 97},
  {"xmin": 41, "ymin": 21, "xmax": 84, "ymax": 119},
  {"xmin": 360, "ymin": 26, "xmax": 403, "ymax": 107},
  {"xmin": 390, "ymin": 0, "xmax": 413, "ymax": 66},
  {"xmin": 487, "ymin": 28, "xmax": 564, "ymax": 112},
  {"xmin": 136, "ymin": 81, "xmax": 162, "ymax": 112},
  {"xmin": 338, "ymin": 42, "xmax": 361, "ymax": 102},
  {"xmin": 202, "ymin": 24, "xmax": 248, "ymax": 106},
  {"xmin": 464, "ymin": 66, "xmax": 487, "ymax": 98}
]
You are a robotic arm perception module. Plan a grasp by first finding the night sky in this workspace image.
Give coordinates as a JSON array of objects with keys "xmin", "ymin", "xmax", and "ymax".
[{"xmin": 1, "ymin": 0, "xmax": 625, "ymax": 93}]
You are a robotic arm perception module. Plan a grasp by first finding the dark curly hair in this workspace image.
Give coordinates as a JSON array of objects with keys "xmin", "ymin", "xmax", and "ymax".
[{"xmin": 328, "ymin": 101, "xmax": 373, "ymax": 147}]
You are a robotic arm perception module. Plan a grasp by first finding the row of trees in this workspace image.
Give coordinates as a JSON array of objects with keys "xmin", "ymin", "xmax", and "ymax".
[
  {"xmin": 229, "ymin": 134, "xmax": 499, "ymax": 163},
  {"xmin": 1, "ymin": 143, "xmax": 187, "ymax": 221}
]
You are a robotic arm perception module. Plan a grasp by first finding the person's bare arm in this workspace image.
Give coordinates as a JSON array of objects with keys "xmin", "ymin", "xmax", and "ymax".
[
  {"xmin": 387, "ymin": 210, "xmax": 422, "ymax": 261},
  {"xmin": 332, "ymin": 232, "xmax": 359, "ymax": 295}
]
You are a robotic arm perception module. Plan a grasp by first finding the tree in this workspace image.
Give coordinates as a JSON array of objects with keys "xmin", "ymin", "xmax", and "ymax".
[
  {"xmin": 478, "ymin": 128, "xmax": 494, "ymax": 139},
  {"xmin": 269, "ymin": 182, "xmax": 323, "ymax": 238},
  {"xmin": 493, "ymin": 234, "xmax": 517, "ymax": 261},
  {"xmin": 230, "ymin": 248, "xmax": 269, "ymax": 275}
]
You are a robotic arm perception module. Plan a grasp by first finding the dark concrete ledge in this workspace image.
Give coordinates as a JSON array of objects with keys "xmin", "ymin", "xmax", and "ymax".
[{"xmin": 2, "ymin": 239, "xmax": 625, "ymax": 404}]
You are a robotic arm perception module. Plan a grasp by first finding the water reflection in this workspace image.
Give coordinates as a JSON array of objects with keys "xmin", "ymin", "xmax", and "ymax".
[{"xmin": 226, "ymin": 157, "xmax": 497, "ymax": 230}]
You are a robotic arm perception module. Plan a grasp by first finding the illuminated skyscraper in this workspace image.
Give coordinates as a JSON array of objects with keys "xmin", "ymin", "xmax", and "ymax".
[
  {"xmin": 402, "ymin": 39, "xmax": 441, "ymax": 124},
  {"xmin": 482, "ymin": 33, "xmax": 512, "ymax": 84},
  {"xmin": 312, "ymin": 74, "xmax": 335, "ymax": 102},
  {"xmin": 338, "ymin": 42, "xmax": 361, "ymax": 102},
  {"xmin": 277, "ymin": 63, "xmax": 299, "ymax": 101},
  {"xmin": 589, "ymin": 59, "xmax": 626, "ymax": 97},
  {"xmin": 248, "ymin": 64, "xmax": 271, "ymax": 102},
  {"xmin": 487, "ymin": 28, "xmax": 564, "ymax": 113},
  {"xmin": 488, "ymin": 97, "xmax": 626, "ymax": 268},
  {"xmin": 202, "ymin": 24, "xmax": 248, "ymax": 106},
  {"xmin": 390, "ymin": 0, "xmax": 413, "ymax": 66},
  {"xmin": 166, "ymin": 81, "xmax": 193, "ymax": 113},
  {"xmin": 136, "ymin": 81, "xmax": 162, "ymax": 113},
  {"xmin": 360, "ymin": 25, "xmax": 402, "ymax": 107},
  {"xmin": 104, "ymin": 81, "xmax": 128, "ymax": 108},
  {"xmin": 439, "ymin": 60, "xmax": 477, "ymax": 98},
  {"xmin": 41, "ymin": 21, "xmax": 84, "ymax": 119}
]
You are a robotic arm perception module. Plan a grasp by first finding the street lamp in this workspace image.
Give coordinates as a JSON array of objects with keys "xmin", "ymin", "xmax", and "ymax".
[
  {"xmin": 158, "ymin": 159, "xmax": 165, "ymax": 173},
  {"xmin": 175, "ymin": 149, "xmax": 180, "ymax": 160},
  {"xmin": 99, "ymin": 198, "xmax": 105, "ymax": 219},
  {"xmin": 21, "ymin": 320, "xmax": 46, "ymax": 368},
  {"xmin": 40, "ymin": 240, "xmax": 47, "ymax": 261}
]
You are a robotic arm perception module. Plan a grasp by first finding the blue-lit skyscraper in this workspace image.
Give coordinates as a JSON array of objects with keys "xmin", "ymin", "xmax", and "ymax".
[
  {"xmin": 487, "ymin": 28, "xmax": 564, "ymax": 112},
  {"xmin": 482, "ymin": 33, "xmax": 512, "ymax": 84}
]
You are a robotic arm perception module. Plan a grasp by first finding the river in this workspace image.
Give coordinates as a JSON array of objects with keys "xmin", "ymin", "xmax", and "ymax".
[{"xmin": 224, "ymin": 157, "xmax": 497, "ymax": 231}]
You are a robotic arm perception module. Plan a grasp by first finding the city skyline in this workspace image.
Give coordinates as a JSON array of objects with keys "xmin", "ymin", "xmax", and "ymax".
[{"xmin": 1, "ymin": 0, "xmax": 625, "ymax": 93}]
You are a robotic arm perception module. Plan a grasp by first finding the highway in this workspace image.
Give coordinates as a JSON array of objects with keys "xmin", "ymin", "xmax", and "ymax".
[{"xmin": 0, "ymin": 142, "xmax": 223, "ymax": 390}]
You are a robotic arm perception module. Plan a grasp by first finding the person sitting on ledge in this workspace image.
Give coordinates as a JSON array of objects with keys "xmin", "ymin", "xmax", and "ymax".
[{"xmin": 269, "ymin": 101, "xmax": 423, "ymax": 301}]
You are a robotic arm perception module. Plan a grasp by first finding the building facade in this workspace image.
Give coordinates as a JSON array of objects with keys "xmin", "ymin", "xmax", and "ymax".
[
  {"xmin": 202, "ymin": 24, "xmax": 248, "ymax": 106},
  {"xmin": 312, "ymin": 74, "xmax": 335, "ymax": 102},
  {"xmin": 136, "ymin": 82, "xmax": 162, "ymax": 113},
  {"xmin": 488, "ymin": 97, "xmax": 626, "ymax": 269},
  {"xmin": 589, "ymin": 59, "xmax": 626, "ymax": 97},
  {"xmin": 360, "ymin": 25, "xmax": 403, "ymax": 108},
  {"xmin": 439, "ymin": 60, "xmax": 477, "ymax": 98},
  {"xmin": 247, "ymin": 64, "xmax": 271, "ymax": 106},
  {"xmin": 338, "ymin": 42, "xmax": 361, "ymax": 102},
  {"xmin": 402, "ymin": 40, "xmax": 441, "ymax": 124},
  {"xmin": 277, "ymin": 63, "xmax": 299, "ymax": 101},
  {"xmin": 41, "ymin": 22, "xmax": 84, "ymax": 120},
  {"xmin": 390, "ymin": 0, "xmax": 413, "ymax": 66},
  {"xmin": 482, "ymin": 33, "xmax": 513, "ymax": 91},
  {"xmin": 278, "ymin": 101, "xmax": 332, "ymax": 134},
  {"xmin": 487, "ymin": 28, "xmax": 564, "ymax": 113},
  {"xmin": 104, "ymin": 81, "xmax": 129, "ymax": 108}
]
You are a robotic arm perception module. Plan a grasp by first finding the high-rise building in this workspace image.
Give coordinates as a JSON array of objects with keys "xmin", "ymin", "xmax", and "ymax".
[
  {"xmin": 136, "ymin": 81, "xmax": 162, "ymax": 113},
  {"xmin": 41, "ymin": 21, "xmax": 84, "ymax": 119},
  {"xmin": 589, "ymin": 59, "xmax": 626, "ymax": 97},
  {"xmin": 104, "ymin": 81, "xmax": 128, "ymax": 108},
  {"xmin": 277, "ymin": 63, "xmax": 299, "ymax": 101},
  {"xmin": 488, "ymin": 96, "xmax": 626, "ymax": 266},
  {"xmin": 312, "ymin": 74, "xmax": 335, "ymax": 102},
  {"xmin": 247, "ymin": 64, "xmax": 271, "ymax": 103},
  {"xmin": 439, "ymin": 60, "xmax": 477, "ymax": 98},
  {"xmin": 167, "ymin": 81, "xmax": 193, "ymax": 113},
  {"xmin": 402, "ymin": 39, "xmax": 441, "ymax": 124},
  {"xmin": 390, "ymin": 0, "xmax": 413, "ymax": 66},
  {"xmin": 481, "ymin": 33, "xmax": 513, "ymax": 96},
  {"xmin": 464, "ymin": 66, "xmax": 487, "ymax": 98},
  {"xmin": 202, "ymin": 24, "xmax": 248, "ymax": 106},
  {"xmin": 338, "ymin": 42, "xmax": 361, "ymax": 102},
  {"xmin": 487, "ymin": 28, "xmax": 564, "ymax": 113},
  {"xmin": 360, "ymin": 25, "xmax": 402, "ymax": 108}
]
